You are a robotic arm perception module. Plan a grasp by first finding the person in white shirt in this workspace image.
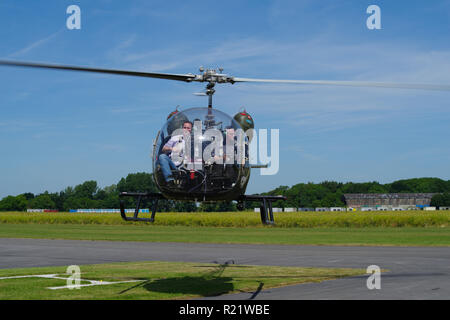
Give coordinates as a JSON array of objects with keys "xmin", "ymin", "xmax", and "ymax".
[{"xmin": 158, "ymin": 121, "xmax": 192, "ymax": 184}]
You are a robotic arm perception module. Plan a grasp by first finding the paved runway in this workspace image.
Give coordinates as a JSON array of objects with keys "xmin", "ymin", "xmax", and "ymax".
[{"xmin": 0, "ymin": 238, "xmax": 449, "ymax": 299}]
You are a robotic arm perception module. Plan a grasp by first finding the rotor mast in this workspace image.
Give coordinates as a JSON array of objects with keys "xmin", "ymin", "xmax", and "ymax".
[
  {"xmin": 196, "ymin": 66, "xmax": 229, "ymax": 110},
  {"xmin": 206, "ymin": 82, "xmax": 215, "ymax": 109}
]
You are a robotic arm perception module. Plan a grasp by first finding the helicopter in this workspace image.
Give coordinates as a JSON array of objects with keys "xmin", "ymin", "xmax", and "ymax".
[{"xmin": 1, "ymin": 60, "xmax": 450, "ymax": 224}]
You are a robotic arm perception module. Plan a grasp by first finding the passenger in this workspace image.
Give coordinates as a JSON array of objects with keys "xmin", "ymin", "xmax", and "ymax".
[
  {"xmin": 224, "ymin": 125, "xmax": 245, "ymax": 165},
  {"xmin": 158, "ymin": 121, "xmax": 192, "ymax": 184},
  {"xmin": 206, "ymin": 126, "xmax": 235, "ymax": 165},
  {"xmin": 224, "ymin": 126, "xmax": 235, "ymax": 164},
  {"xmin": 223, "ymin": 126, "xmax": 239, "ymax": 188}
]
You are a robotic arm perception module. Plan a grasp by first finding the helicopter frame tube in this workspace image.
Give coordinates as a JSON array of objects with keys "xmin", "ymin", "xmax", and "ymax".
[
  {"xmin": 119, "ymin": 192, "xmax": 165, "ymax": 222},
  {"xmin": 238, "ymin": 194, "xmax": 287, "ymax": 225}
]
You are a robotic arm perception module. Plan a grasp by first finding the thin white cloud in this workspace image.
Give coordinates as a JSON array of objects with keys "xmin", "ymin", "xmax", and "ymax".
[
  {"xmin": 108, "ymin": 37, "xmax": 278, "ymax": 72},
  {"xmin": 107, "ymin": 34, "xmax": 450, "ymax": 86},
  {"xmin": 102, "ymin": 34, "xmax": 450, "ymax": 139},
  {"xmin": 0, "ymin": 119, "xmax": 47, "ymax": 133},
  {"xmin": 8, "ymin": 29, "xmax": 64, "ymax": 58}
]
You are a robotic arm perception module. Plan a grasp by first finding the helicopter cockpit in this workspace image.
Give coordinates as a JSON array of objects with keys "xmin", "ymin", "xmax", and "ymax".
[{"xmin": 153, "ymin": 107, "xmax": 250, "ymax": 201}]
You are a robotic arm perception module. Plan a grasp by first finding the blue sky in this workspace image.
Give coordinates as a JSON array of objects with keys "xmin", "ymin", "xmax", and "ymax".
[{"xmin": 0, "ymin": 0, "xmax": 449, "ymax": 198}]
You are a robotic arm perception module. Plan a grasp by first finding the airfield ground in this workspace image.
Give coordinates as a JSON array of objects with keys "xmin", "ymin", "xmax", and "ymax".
[
  {"xmin": 0, "ymin": 210, "xmax": 448, "ymax": 299},
  {"xmin": 0, "ymin": 260, "xmax": 365, "ymax": 300},
  {"xmin": 0, "ymin": 210, "xmax": 449, "ymax": 246},
  {"xmin": 0, "ymin": 223, "xmax": 449, "ymax": 246}
]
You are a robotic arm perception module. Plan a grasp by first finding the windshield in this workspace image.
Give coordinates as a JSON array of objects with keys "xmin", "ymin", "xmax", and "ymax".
[{"xmin": 152, "ymin": 107, "xmax": 250, "ymax": 199}]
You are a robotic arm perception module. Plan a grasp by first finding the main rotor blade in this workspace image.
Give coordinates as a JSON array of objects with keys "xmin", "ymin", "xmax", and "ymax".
[
  {"xmin": 232, "ymin": 77, "xmax": 450, "ymax": 91},
  {"xmin": 0, "ymin": 60, "xmax": 196, "ymax": 82}
]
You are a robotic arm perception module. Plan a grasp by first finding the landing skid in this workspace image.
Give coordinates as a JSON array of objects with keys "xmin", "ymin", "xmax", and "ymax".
[
  {"xmin": 119, "ymin": 192, "xmax": 286, "ymax": 225},
  {"xmin": 119, "ymin": 192, "xmax": 165, "ymax": 222},
  {"xmin": 239, "ymin": 194, "xmax": 287, "ymax": 225}
]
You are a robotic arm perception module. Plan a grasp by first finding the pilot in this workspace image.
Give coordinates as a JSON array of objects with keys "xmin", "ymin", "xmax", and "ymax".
[
  {"xmin": 158, "ymin": 120, "xmax": 192, "ymax": 185},
  {"xmin": 223, "ymin": 126, "xmax": 235, "ymax": 164}
]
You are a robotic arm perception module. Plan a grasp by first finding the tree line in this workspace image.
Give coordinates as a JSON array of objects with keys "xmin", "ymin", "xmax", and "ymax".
[
  {"xmin": 261, "ymin": 178, "xmax": 450, "ymax": 208},
  {"xmin": 1, "ymin": 174, "xmax": 450, "ymax": 212},
  {"xmin": 0, "ymin": 172, "xmax": 226, "ymax": 212}
]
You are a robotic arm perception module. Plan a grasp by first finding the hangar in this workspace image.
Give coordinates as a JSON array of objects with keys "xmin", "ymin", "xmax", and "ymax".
[{"xmin": 344, "ymin": 193, "xmax": 436, "ymax": 209}]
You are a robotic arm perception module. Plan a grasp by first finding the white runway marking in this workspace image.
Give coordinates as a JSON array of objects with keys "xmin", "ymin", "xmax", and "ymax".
[{"xmin": 0, "ymin": 274, "xmax": 141, "ymax": 290}]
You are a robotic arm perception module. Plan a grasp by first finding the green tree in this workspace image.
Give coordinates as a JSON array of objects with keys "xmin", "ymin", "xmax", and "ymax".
[
  {"xmin": 117, "ymin": 173, "xmax": 157, "ymax": 193},
  {"xmin": 116, "ymin": 172, "xmax": 177, "ymax": 211},
  {"xmin": 174, "ymin": 201, "xmax": 198, "ymax": 212},
  {"xmin": 29, "ymin": 194, "xmax": 56, "ymax": 209},
  {"xmin": 63, "ymin": 197, "xmax": 99, "ymax": 211},
  {"xmin": 0, "ymin": 195, "xmax": 28, "ymax": 211},
  {"xmin": 386, "ymin": 178, "xmax": 447, "ymax": 193},
  {"xmin": 199, "ymin": 201, "xmax": 235, "ymax": 212},
  {"xmin": 22, "ymin": 193, "xmax": 35, "ymax": 201},
  {"xmin": 74, "ymin": 181, "xmax": 98, "ymax": 199},
  {"xmin": 97, "ymin": 184, "xmax": 119, "ymax": 209},
  {"xmin": 199, "ymin": 202, "xmax": 218, "ymax": 212},
  {"xmin": 431, "ymin": 193, "xmax": 450, "ymax": 207}
]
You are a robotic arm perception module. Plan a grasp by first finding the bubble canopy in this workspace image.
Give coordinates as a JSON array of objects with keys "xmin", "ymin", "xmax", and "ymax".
[{"xmin": 152, "ymin": 107, "xmax": 250, "ymax": 201}]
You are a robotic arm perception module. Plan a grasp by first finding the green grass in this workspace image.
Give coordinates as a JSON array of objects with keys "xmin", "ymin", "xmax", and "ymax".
[
  {"xmin": 1, "ymin": 211, "xmax": 449, "ymax": 246},
  {"xmin": 0, "ymin": 261, "xmax": 365, "ymax": 300},
  {"xmin": 0, "ymin": 223, "xmax": 449, "ymax": 246},
  {"xmin": 2, "ymin": 211, "xmax": 440, "ymax": 300},
  {"xmin": 0, "ymin": 211, "xmax": 443, "ymax": 300},
  {"xmin": 1, "ymin": 210, "xmax": 449, "ymax": 227}
]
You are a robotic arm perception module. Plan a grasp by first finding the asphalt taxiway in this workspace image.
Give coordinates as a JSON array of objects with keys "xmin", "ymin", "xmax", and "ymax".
[{"xmin": 0, "ymin": 238, "xmax": 448, "ymax": 299}]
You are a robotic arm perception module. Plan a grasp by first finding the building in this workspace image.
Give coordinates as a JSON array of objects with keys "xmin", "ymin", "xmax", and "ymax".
[{"xmin": 344, "ymin": 193, "xmax": 435, "ymax": 209}]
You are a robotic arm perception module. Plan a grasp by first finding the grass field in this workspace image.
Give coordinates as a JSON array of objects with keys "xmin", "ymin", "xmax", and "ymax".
[
  {"xmin": 1, "ymin": 210, "xmax": 449, "ymax": 227},
  {"xmin": 0, "ymin": 211, "xmax": 449, "ymax": 246},
  {"xmin": 0, "ymin": 211, "xmax": 445, "ymax": 300},
  {"xmin": 0, "ymin": 261, "xmax": 366, "ymax": 300},
  {"xmin": 1, "ymin": 224, "xmax": 449, "ymax": 246},
  {"xmin": 0, "ymin": 261, "xmax": 365, "ymax": 300}
]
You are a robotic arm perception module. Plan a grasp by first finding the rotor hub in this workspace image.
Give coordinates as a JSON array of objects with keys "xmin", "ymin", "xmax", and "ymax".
[{"xmin": 192, "ymin": 67, "xmax": 234, "ymax": 84}]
